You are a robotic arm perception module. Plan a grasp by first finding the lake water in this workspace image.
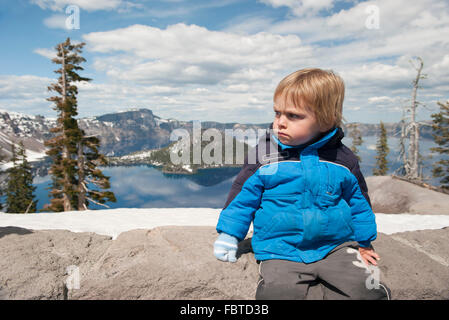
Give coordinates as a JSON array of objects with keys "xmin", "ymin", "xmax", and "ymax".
[
  {"xmin": 6, "ymin": 136, "xmax": 445, "ymax": 212},
  {"xmin": 31, "ymin": 166, "xmax": 242, "ymax": 211}
]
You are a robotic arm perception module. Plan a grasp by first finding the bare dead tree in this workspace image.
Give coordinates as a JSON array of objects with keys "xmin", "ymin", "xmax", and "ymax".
[
  {"xmin": 393, "ymin": 57, "xmax": 436, "ymax": 183},
  {"xmin": 394, "ymin": 106, "xmax": 408, "ymax": 176},
  {"xmin": 393, "ymin": 57, "xmax": 434, "ymax": 183},
  {"xmin": 406, "ymin": 57, "xmax": 425, "ymax": 180}
]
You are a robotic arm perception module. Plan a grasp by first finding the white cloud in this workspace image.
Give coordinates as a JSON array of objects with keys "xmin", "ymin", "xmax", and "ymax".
[
  {"xmin": 340, "ymin": 63, "xmax": 413, "ymax": 88},
  {"xmin": 33, "ymin": 48, "xmax": 57, "ymax": 60},
  {"xmin": 250, "ymin": 0, "xmax": 449, "ymax": 121},
  {"xmin": 6, "ymin": 0, "xmax": 449, "ymax": 124},
  {"xmin": 42, "ymin": 14, "xmax": 67, "ymax": 29},
  {"xmin": 222, "ymin": 15, "xmax": 275, "ymax": 35},
  {"xmin": 0, "ymin": 75, "xmax": 53, "ymax": 115},
  {"xmin": 259, "ymin": 0, "xmax": 299, "ymax": 8},
  {"xmin": 73, "ymin": 23, "xmax": 321, "ymax": 122},
  {"xmin": 429, "ymin": 54, "xmax": 449, "ymax": 81},
  {"xmin": 255, "ymin": 0, "xmax": 449, "ymax": 49},
  {"xmin": 225, "ymin": 84, "xmax": 250, "ymax": 93},
  {"xmin": 259, "ymin": 0, "xmax": 335, "ymax": 16},
  {"xmin": 83, "ymin": 23, "xmax": 315, "ymax": 86},
  {"xmin": 368, "ymin": 96, "xmax": 395, "ymax": 103},
  {"xmin": 31, "ymin": 0, "xmax": 124, "ymax": 12}
]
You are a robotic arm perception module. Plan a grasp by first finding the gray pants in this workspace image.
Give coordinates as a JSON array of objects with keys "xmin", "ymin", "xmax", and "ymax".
[{"xmin": 255, "ymin": 242, "xmax": 391, "ymax": 300}]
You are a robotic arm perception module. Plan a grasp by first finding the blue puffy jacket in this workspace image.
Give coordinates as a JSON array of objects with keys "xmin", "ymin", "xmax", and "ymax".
[{"xmin": 216, "ymin": 126, "xmax": 377, "ymax": 263}]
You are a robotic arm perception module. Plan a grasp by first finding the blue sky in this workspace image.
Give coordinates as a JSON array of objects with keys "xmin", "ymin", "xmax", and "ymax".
[{"xmin": 1, "ymin": 0, "xmax": 448, "ymax": 124}]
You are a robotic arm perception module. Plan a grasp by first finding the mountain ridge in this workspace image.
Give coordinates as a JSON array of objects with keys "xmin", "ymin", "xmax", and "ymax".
[{"xmin": 0, "ymin": 107, "xmax": 436, "ymax": 166}]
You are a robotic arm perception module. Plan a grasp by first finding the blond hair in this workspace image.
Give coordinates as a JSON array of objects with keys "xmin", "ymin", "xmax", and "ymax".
[{"xmin": 274, "ymin": 68, "xmax": 344, "ymax": 130}]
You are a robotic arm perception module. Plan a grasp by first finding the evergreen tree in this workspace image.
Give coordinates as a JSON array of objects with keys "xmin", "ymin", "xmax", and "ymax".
[
  {"xmin": 44, "ymin": 37, "xmax": 115, "ymax": 211},
  {"xmin": 373, "ymin": 121, "xmax": 390, "ymax": 176},
  {"xmin": 347, "ymin": 123, "xmax": 363, "ymax": 163},
  {"xmin": 5, "ymin": 142, "xmax": 37, "ymax": 213},
  {"xmin": 5, "ymin": 143, "xmax": 20, "ymax": 212},
  {"xmin": 17, "ymin": 141, "xmax": 37, "ymax": 213},
  {"xmin": 44, "ymin": 38, "xmax": 90, "ymax": 212},
  {"xmin": 76, "ymin": 134, "xmax": 116, "ymax": 210},
  {"xmin": 430, "ymin": 100, "xmax": 449, "ymax": 189},
  {"xmin": 0, "ymin": 146, "xmax": 6, "ymax": 211}
]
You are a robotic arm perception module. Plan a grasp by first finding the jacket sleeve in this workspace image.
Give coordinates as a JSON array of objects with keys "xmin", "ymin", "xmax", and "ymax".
[
  {"xmin": 216, "ymin": 161, "xmax": 264, "ymax": 241},
  {"xmin": 343, "ymin": 160, "xmax": 377, "ymax": 248}
]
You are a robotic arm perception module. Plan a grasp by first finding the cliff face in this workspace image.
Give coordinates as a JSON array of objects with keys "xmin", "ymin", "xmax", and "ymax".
[
  {"xmin": 0, "ymin": 107, "xmax": 435, "ymax": 161},
  {"xmin": 0, "ymin": 108, "xmax": 269, "ymax": 159},
  {"xmin": 80, "ymin": 109, "xmax": 174, "ymax": 156},
  {"xmin": 1, "ymin": 225, "xmax": 448, "ymax": 300}
]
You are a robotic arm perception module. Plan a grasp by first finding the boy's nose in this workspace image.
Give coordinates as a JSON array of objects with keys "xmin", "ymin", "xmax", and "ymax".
[{"xmin": 277, "ymin": 115, "xmax": 287, "ymax": 128}]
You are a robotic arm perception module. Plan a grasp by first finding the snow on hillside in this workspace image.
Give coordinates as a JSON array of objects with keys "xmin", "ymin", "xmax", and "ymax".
[
  {"xmin": 0, "ymin": 149, "xmax": 47, "ymax": 170},
  {"xmin": 1, "ymin": 208, "xmax": 449, "ymax": 240},
  {"xmin": 120, "ymin": 149, "xmax": 155, "ymax": 161}
]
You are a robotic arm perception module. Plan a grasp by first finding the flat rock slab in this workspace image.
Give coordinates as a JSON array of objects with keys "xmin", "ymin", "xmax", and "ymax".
[
  {"xmin": 374, "ymin": 228, "xmax": 449, "ymax": 300},
  {"xmin": 0, "ymin": 226, "xmax": 112, "ymax": 300},
  {"xmin": 366, "ymin": 176, "xmax": 449, "ymax": 215},
  {"xmin": 0, "ymin": 226, "xmax": 448, "ymax": 300}
]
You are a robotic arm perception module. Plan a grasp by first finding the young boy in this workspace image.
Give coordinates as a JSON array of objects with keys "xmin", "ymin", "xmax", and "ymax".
[{"xmin": 214, "ymin": 68, "xmax": 390, "ymax": 300}]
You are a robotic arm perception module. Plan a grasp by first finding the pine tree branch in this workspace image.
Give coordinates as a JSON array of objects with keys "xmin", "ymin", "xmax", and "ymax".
[
  {"xmin": 87, "ymin": 189, "xmax": 106, "ymax": 196},
  {"xmin": 86, "ymin": 196, "xmax": 110, "ymax": 208},
  {"xmin": 24, "ymin": 199, "xmax": 34, "ymax": 214}
]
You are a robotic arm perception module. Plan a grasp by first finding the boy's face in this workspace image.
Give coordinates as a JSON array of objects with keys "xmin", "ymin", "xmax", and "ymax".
[{"xmin": 273, "ymin": 94, "xmax": 327, "ymax": 146}]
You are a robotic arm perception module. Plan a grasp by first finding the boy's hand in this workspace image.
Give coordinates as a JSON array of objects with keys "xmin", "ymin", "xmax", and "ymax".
[
  {"xmin": 214, "ymin": 233, "xmax": 238, "ymax": 263},
  {"xmin": 358, "ymin": 246, "xmax": 380, "ymax": 266}
]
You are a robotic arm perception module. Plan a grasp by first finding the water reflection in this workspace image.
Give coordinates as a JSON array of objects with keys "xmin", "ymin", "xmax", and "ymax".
[
  {"xmin": 30, "ymin": 165, "xmax": 239, "ymax": 211},
  {"xmin": 162, "ymin": 167, "xmax": 242, "ymax": 186}
]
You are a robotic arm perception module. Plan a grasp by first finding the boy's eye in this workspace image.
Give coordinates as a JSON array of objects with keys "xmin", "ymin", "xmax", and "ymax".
[
  {"xmin": 288, "ymin": 113, "xmax": 303, "ymax": 119},
  {"xmin": 274, "ymin": 111, "xmax": 304, "ymax": 119}
]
